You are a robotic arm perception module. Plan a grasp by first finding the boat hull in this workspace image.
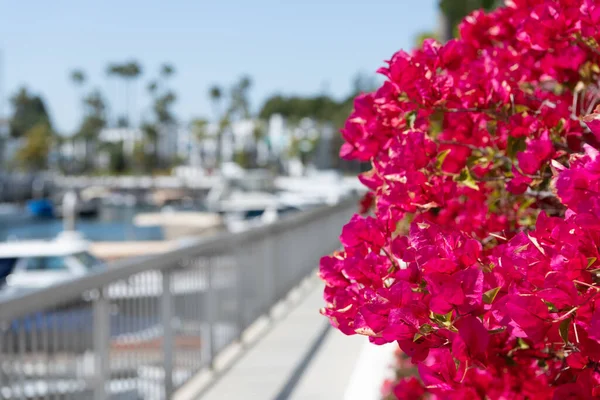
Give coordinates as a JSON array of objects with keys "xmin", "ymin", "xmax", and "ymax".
[{"xmin": 26, "ymin": 199, "xmax": 55, "ymax": 218}]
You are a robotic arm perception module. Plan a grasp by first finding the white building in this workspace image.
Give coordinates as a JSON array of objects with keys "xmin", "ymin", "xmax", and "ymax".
[
  {"xmin": 99, "ymin": 127, "xmax": 143, "ymax": 155},
  {"xmin": 178, "ymin": 114, "xmax": 336, "ymax": 174},
  {"xmin": 184, "ymin": 119, "xmax": 269, "ymax": 169}
]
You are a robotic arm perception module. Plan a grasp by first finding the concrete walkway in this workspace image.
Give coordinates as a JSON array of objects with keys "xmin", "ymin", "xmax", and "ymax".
[{"xmin": 181, "ymin": 274, "xmax": 370, "ymax": 400}]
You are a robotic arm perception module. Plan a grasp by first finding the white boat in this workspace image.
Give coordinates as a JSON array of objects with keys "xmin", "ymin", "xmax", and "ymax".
[
  {"xmin": 0, "ymin": 232, "xmax": 103, "ymax": 298},
  {"xmin": 206, "ymin": 182, "xmax": 307, "ymax": 232},
  {"xmin": 205, "ymin": 167, "xmax": 362, "ymax": 232},
  {"xmin": 53, "ymin": 190, "xmax": 102, "ymax": 218},
  {"xmin": 274, "ymin": 169, "xmax": 364, "ymax": 205}
]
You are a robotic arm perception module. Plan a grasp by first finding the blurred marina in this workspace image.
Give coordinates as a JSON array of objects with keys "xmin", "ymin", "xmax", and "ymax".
[
  {"xmin": 0, "ymin": 81, "xmax": 368, "ymax": 398},
  {"xmin": 0, "ymin": 170, "xmax": 360, "ymax": 399}
]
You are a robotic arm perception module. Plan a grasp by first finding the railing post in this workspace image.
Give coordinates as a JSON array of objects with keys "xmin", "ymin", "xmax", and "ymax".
[
  {"xmin": 263, "ymin": 236, "xmax": 275, "ymax": 316},
  {"xmin": 162, "ymin": 269, "xmax": 174, "ymax": 398},
  {"xmin": 206, "ymin": 257, "xmax": 217, "ymax": 367},
  {"xmin": 93, "ymin": 289, "xmax": 110, "ymax": 400},
  {"xmin": 234, "ymin": 245, "xmax": 245, "ymax": 338}
]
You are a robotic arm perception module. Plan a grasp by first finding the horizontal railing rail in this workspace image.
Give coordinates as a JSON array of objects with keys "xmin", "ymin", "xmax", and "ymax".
[{"xmin": 0, "ymin": 198, "xmax": 357, "ymax": 400}]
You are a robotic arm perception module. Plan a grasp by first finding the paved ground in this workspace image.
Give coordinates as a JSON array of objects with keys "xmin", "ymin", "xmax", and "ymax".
[{"xmin": 194, "ymin": 275, "xmax": 368, "ymax": 400}]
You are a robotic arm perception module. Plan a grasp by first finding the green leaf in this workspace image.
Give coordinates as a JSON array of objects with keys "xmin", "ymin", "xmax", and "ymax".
[
  {"xmin": 544, "ymin": 301, "xmax": 557, "ymax": 313},
  {"xmin": 559, "ymin": 318, "xmax": 571, "ymax": 345},
  {"xmin": 455, "ymin": 168, "xmax": 479, "ymax": 191},
  {"xmin": 466, "ymin": 154, "xmax": 487, "ymax": 169},
  {"xmin": 588, "ymin": 257, "xmax": 597, "ymax": 269},
  {"xmin": 483, "ymin": 262, "xmax": 496, "ymax": 273},
  {"xmin": 406, "ymin": 111, "xmax": 417, "ymax": 129},
  {"xmin": 507, "ymin": 136, "xmax": 526, "ymax": 159},
  {"xmin": 419, "ymin": 324, "xmax": 434, "ymax": 335},
  {"xmin": 518, "ymin": 197, "xmax": 537, "ymax": 214},
  {"xmin": 483, "ymin": 287, "xmax": 501, "ymax": 305},
  {"xmin": 555, "ymin": 118, "xmax": 566, "ymax": 133},
  {"xmin": 514, "ymin": 104, "xmax": 529, "ymax": 113},
  {"xmin": 516, "ymin": 338, "xmax": 530, "ymax": 350},
  {"xmin": 435, "ymin": 149, "xmax": 451, "ymax": 170},
  {"xmin": 413, "ymin": 332, "xmax": 423, "ymax": 342},
  {"xmin": 430, "ymin": 311, "xmax": 453, "ymax": 329}
]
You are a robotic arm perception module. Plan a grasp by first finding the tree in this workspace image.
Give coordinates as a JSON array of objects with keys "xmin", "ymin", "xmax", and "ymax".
[
  {"xmin": 68, "ymin": 69, "xmax": 88, "ymax": 172},
  {"xmin": 147, "ymin": 81, "xmax": 158, "ymax": 94},
  {"xmin": 160, "ymin": 63, "xmax": 175, "ymax": 79},
  {"xmin": 209, "ymin": 85, "xmax": 225, "ymax": 170},
  {"xmin": 209, "ymin": 86, "xmax": 222, "ymax": 117},
  {"xmin": 70, "ymin": 69, "xmax": 86, "ymax": 86},
  {"xmin": 414, "ymin": 31, "xmax": 440, "ymax": 47},
  {"xmin": 258, "ymin": 95, "xmax": 340, "ymax": 122},
  {"xmin": 106, "ymin": 140, "xmax": 126, "ymax": 174},
  {"xmin": 438, "ymin": 0, "xmax": 500, "ymax": 41},
  {"xmin": 152, "ymin": 91, "xmax": 176, "ymax": 125},
  {"xmin": 8, "ymin": 87, "xmax": 51, "ymax": 138},
  {"xmin": 228, "ymin": 75, "xmax": 252, "ymax": 119},
  {"xmin": 106, "ymin": 61, "xmax": 142, "ymax": 127},
  {"xmin": 191, "ymin": 118, "xmax": 209, "ymax": 168},
  {"xmin": 192, "ymin": 118, "xmax": 209, "ymax": 139},
  {"xmin": 14, "ymin": 122, "xmax": 53, "ymax": 171},
  {"xmin": 75, "ymin": 90, "xmax": 107, "ymax": 172},
  {"xmin": 141, "ymin": 122, "xmax": 159, "ymax": 169},
  {"xmin": 132, "ymin": 140, "xmax": 151, "ymax": 172},
  {"xmin": 257, "ymin": 72, "xmax": 377, "ymax": 172},
  {"xmin": 144, "ymin": 62, "xmax": 177, "ymax": 168}
]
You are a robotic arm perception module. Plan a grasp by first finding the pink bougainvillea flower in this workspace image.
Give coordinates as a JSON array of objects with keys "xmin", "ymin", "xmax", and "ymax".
[
  {"xmin": 319, "ymin": 0, "xmax": 600, "ymax": 397},
  {"xmin": 583, "ymin": 105, "xmax": 600, "ymax": 142}
]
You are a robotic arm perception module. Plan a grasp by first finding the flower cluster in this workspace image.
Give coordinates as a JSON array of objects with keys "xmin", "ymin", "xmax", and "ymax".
[{"xmin": 320, "ymin": 1, "xmax": 600, "ymax": 398}]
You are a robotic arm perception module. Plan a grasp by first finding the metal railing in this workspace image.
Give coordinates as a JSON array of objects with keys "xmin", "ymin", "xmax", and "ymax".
[{"xmin": 0, "ymin": 199, "xmax": 356, "ymax": 400}]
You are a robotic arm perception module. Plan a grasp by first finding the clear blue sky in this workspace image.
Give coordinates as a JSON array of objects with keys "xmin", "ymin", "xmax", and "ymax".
[{"xmin": 0, "ymin": 0, "xmax": 437, "ymax": 133}]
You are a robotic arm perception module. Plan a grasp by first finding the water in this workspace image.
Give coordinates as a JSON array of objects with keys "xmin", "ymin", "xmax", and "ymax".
[{"xmin": 0, "ymin": 205, "xmax": 164, "ymax": 242}]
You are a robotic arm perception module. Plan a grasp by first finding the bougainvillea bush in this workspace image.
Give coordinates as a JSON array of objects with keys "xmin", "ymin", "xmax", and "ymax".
[{"xmin": 319, "ymin": 1, "xmax": 600, "ymax": 398}]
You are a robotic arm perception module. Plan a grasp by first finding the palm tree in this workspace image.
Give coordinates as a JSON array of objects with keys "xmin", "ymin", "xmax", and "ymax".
[
  {"xmin": 209, "ymin": 85, "xmax": 224, "ymax": 170},
  {"xmin": 251, "ymin": 119, "xmax": 267, "ymax": 167},
  {"xmin": 228, "ymin": 76, "xmax": 252, "ymax": 119},
  {"xmin": 154, "ymin": 64, "xmax": 176, "ymax": 125},
  {"xmin": 70, "ymin": 70, "xmax": 86, "ymax": 86},
  {"xmin": 141, "ymin": 122, "xmax": 159, "ymax": 169},
  {"xmin": 191, "ymin": 118, "xmax": 209, "ymax": 168},
  {"xmin": 238, "ymin": 75, "xmax": 252, "ymax": 119},
  {"xmin": 147, "ymin": 81, "xmax": 158, "ymax": 95},
  {"xmin": 69, "ymin": 69, "xmax": 87, "ymax": 171},
  {"xmin": 160, "ymin": 63, "xmax": 175, "ymax": 79},
  {"xmin": 107, "ymin": 61, "xmax": 142, "ymax": 127},
  {"xmin": 77, "ymin": 90, "xmax": 107, "ymax": 172},
  {"xmin": 69, "ymin": 69, "xmax": 87, "ymax": 124},
  {"xmin": 145, "ymin": 63, "xmax": 177, "ymax": 168},
  {"xmin": 209, "ymin": 86, "xmax": 222, "ymax": 117}
]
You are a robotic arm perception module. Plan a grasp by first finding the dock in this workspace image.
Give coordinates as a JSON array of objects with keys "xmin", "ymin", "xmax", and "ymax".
[
  {"xmin": 134, "ymin": 211, "xmax": 224, "ymax": 240},
  {"xmin": 91, "ymin": 241, "xmax": 182, "ymax": 261}
]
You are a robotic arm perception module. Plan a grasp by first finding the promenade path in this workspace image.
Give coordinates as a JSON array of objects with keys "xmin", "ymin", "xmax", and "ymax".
[{"xmin": 174, "ymin": 274, "xmax": 396, "ymax": 400}]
